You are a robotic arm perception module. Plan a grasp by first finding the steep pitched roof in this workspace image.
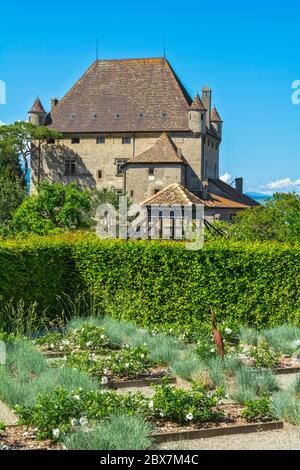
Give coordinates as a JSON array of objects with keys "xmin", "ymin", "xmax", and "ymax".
[
  {"xmin": 190, "ymin": 93, "xmax": 206, "ymax": 110},
  {"xmin": 29, "ymin": 97, "xmax": 46, "ymax": 114},
  {"xmin": 47, "ymin": 58, "xmax": 193, "ymax": 133},
  {"xmin": 141, "ymin": 181, "xmax": 255, "ymax": 209},
  {"xmin": 211, "ymin": 106, "xmax": 222, "ymax": 122},
  {"xmin": 124, "ymin": 133, "xmax": 187, "ymax": 165},
  {"xmin": 142, "ymin": 183, "xmax": 203, "ymax": 206},
  {"xmin": 208, "ymin": 178, "xmax": 259, "ymax": 207}
]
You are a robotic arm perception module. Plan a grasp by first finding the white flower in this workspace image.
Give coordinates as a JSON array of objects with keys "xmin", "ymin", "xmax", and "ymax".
[
  {"xmin": 85, "ymin": 341, "xmax": 92, "ymax": 347},
  {"xmin": 149, "ymin": 400, "xmax": 154, "ymax": 409},
  {"xmin": 71, "ymin": 418, "xmax": 78, "ymax": 427},
  {"xmin": 125, "ymin": 344, "xmax": 130, "ymax": 349},
  {"xmin": 62, "ymin": 339, "xmax": 70, "ymax": 346},
  {"xmin": 125, "ymin": 363, "xmax": 130, "ymax": 368},
  {"xmin": 210, "ymin": 348, "xmax": 215, "ymax": 353},
  {"xmin": 100, "ymin": 335, "xmax": 106, "ymax": 340},
  {"xmin": 52, "ymin": 429, "xmax": 60, "ymax": 438},
  {"xmin": 50, "ymin": 343, "xmax": 55, "ymax": 349},
  {"xmin": 79, "ymin": 417, "xmax": 88, "ymax": 427},
  {"xmin": 103, "ymin": 368, "xmax": 109, "ymax": 375},
  {"xmin": 59, "ymin": 346, "xmax": 64, "ymax": 351},
  {"xmin": 101, "ymin": 376, "xmax": 109, "ymax": 385},
  {"xmin": 225, "ymin": 328, "xmax": 232, "ymax": 335},
  {"xmin": 74, "ymin": 395, "xmax": 81, "ymax": 401},
  {"xmin": 186, "ymin": 413, "xmax": 193, "ymax": 421},
  {"xmin": 107, "ymin": 355, "xmax": 112, "ymax": 360},
  {"xmin": 159, "ymin": 412, "xmax": 165, "ymax": 417},
  {"xmin": 141, "ymin": 354, "xmax": 145, "ymax": 359}
]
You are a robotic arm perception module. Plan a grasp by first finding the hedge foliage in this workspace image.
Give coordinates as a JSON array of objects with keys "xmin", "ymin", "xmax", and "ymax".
[{"xmin": 0, "ymin": 233, "xmax": 299, "ymax": 328}]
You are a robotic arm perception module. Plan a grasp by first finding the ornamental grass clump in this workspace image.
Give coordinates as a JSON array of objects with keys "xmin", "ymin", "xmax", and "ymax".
[
  {"xmin": 261, "ymin": 325, "xmax": 300, "ymax": 355},
  {"xmin": 170, "ymin": 351, "xmax": 203, "ymax": 380},
  {"xmin": 230, "ymin": 368, "xmax": 278, "ymax": 404},
  {"xmin": 271, "ymin": 391, "xmax": 300, "ymax": 425},
  {"xmin": 63, "ymin": 414, "xmax": 153, "ymax": 450}
]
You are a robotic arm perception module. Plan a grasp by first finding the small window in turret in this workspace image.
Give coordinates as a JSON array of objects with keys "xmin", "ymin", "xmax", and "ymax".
[{"xmin": 201, "ymin": 114, "xmax": 204, "ymax": 121}]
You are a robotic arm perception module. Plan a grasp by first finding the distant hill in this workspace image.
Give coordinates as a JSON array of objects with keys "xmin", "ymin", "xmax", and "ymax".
[{"xmin": 245, "ymin": 192, "xmax": 272, "ymax": 205}]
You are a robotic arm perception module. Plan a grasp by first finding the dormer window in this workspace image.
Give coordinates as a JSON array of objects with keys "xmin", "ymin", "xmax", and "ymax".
[
  {"xmin": 96, "ymin": 137, "xmax": 105, "ymax": 144},
  {"xmin": 71, "ymin": 137, "xmax": 80, "ymax": 144},
  {"xmin": 122, "ymin": 137, "xmax": 131, "ymax": 144},
  {"xmin": 47, "ymin": 139, "xmax": 55, "ymax": 144},
  {"xmin": 65, "ymin": 159, "xmax": 76, "ymax": 175}
]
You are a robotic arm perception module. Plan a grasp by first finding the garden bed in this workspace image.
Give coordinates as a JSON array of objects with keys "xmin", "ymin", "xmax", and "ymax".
[{"xmin": 0, "ymin": 426, "xmax": 62, "ymax": 450}]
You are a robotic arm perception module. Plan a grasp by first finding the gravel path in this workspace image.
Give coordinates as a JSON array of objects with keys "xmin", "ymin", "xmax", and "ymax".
[
  {"xmin": 160, "ymin": 428, "xmax": 300, "ymax": 450},
  {"xmin": 0, "ymin": 400, "xmax": 18, "ymax": 426}
]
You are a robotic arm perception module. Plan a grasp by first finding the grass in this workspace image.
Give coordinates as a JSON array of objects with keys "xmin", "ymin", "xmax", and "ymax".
[
  {"xmin": 171, "ymin": 352, "xmax": 202, "ymax": 380},
  {"xmin": 230, "ymin": 367, "xmax": 278, "ymax": 404},
  {"xmin": 0, "ymin": 299, "xmax": 48, "ymax": 336},
  {"xmin": 271, "ymin": 391, "xmax": 300, "ymax": 425},
  {"xmin": 206, "ymin": 357, "xmax": 225, "ymax": 387},
  {"xmin": 63, "ymin": 414, "xmax": 153, "ymax": 450},
  {"xmin": 261, "ymin": 324, "xmax": 300, "ymax": 354},
  {"xmin": 0, "ymin": 339, "xmax": 98, "ymax": 408},
  {"xmin": 238, "ymin": 326, "xmax": 259, "ymax": 346}
]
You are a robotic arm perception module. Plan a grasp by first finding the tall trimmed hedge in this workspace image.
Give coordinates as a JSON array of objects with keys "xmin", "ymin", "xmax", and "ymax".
[{"xmin": 0, "ymin": 233, "xmax": 299, "ymax": 327}]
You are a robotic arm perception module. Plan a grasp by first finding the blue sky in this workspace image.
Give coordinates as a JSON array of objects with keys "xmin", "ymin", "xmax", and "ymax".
[{"xmin": 0, "ymin": 0, "xmax": 299, "ymax": 194}]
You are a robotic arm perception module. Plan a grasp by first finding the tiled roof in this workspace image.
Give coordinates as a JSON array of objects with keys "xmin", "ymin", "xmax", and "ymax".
[
  {"xmin": 47, "ymin": 58, "xmax": 193, "ymax": 133},
  {"xmin": 208, "ymin": 179, "xmax": 259, "ymax": 207},
  {"xmin": 141, "ymin": 182, "xmax": 255, "ymax": 209},
  {"xmin": 211, "ymin": 106, "xmax": 222, "ymax": 122},
  {"xmin": 124, "ymin": 133, "xmax": 187, "ymax": 165},
  {"xmin": 141, "ymin": 183, "xmax": 203, "ymax": 206},
  {"xmin": 29, "ymin": 97, "xmax": 46, "ymax": 114},
  {"xmin": 190, "ymin": 93, "xmax": 206, "ymax": 110}
]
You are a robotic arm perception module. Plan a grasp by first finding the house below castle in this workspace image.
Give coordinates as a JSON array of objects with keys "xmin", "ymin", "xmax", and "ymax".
[{"xmin": 28, "ymin": 57, "xmax": 258, "ymax": 221}]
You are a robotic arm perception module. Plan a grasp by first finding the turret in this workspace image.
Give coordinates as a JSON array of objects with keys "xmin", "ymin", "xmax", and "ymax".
[
  {"xmin": 211, "ymin": 106, "xmax": 223, "ymax": 138},
  {"xmin": 28, "ymin": 97, "xmax": 46, "ymax": 126},
  {"xmin": 201, "ymin": 86, "xmax": 212, "ymax": 129},
  {"xmin": 188, "ymin": 93, "xmax": 207, "ymax": 135}
]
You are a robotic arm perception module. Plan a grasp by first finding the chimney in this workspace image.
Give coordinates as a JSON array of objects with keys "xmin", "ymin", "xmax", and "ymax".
[
  {"xmin": 235, "ymin": 177, "xmax": 243, "ymax": 195},
  {"xmin": 201, "ymin": 86, "xmax": 212, "ymax": 129},
  {"xmin": 51, "ymin": 97, "xmax": 59, "ymax": 110}
]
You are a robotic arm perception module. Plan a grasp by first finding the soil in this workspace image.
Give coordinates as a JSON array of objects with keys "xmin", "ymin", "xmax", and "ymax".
[{"xmin": 0, "ymin": 426, "xmax": 62, "ymax": 450}]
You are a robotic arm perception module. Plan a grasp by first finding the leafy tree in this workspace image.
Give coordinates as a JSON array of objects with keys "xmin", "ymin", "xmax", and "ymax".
[
  {"xmin": 0, "ymin": 173, "xmax": 25, "ymax": 230},
  {"xmin": 8, "ymin": 182, "xmax": 92, "ymax": 236},
  {"xmin": 0, "ymin": 122, "xmax": 62, "ymax": 186},
  {"xmin": 230, "ymin": 192, "xmax": 300, "ymax": 243},
  {"xmin": 92, "ymin": 187, "xmax": 127, "ymax": 211}
]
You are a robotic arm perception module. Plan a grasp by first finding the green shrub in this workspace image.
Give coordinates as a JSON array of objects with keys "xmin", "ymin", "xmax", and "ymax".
[
  {"xmin": 241, "ymin": 397, "xmax": 272, "ymax": 421},
  {"xmin": 249, "ymin": 340, "xmax": 281, "ymax": 369},
  {"xmin": 151, "ymin": 381, "xmax": 224, "ymax": 425},
  {"xmin": 63, "ymin": 414, "xmax": 153, "ymax": 450},
  {"xmin": 0, "ymin": 234, "xmax": 299, "ymax": 328}
]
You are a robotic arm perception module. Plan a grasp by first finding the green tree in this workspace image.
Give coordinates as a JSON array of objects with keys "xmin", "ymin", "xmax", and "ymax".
[
  {"xmin": 230, "ymin": 192, "xmax": 300, "ymax": 243},
  {"xmin": 8, "ymin": 182, "xmax": 92, "ymax": 236},
  {"xmin": 0, "ymin": 122, "xmax": 62, "ymax": 186},
  {"xmin": 0, "ymin": 173, "xmax": 25, "ymax": 231}
]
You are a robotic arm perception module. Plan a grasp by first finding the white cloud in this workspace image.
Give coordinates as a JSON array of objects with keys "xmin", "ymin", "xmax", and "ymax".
[
  {"xmin": 266, "ymin": 177, "xmax": 300, "ymax": 190},
  {"xmin": 220, "ymin": 172, "xmax": 231, "ymax": 183}
]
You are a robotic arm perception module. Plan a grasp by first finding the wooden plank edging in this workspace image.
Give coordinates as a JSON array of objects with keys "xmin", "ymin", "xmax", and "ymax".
[{"xmin": 151, "ymin": 421, "xmax": 284, "ymax": 444}]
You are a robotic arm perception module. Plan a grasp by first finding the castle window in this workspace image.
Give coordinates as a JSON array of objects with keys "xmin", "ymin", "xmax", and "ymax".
[
  {"xmin": 71, "ymin": 137, "xmax": 80, "ymax": 144},
  {"xmin": 97, "ymin": 170, "xmax": 102, "ymax": 179},
  {"xmin": 201, "ymin": 114, "xmax": 204, "ymax": 121},
  {"xmin": 47, "ymin": 139, "xmax": 55, "ymax": 144},
  {"xmin": 96, "ymin": 137, "xmax": 105, "ymax": 144},
  {"xmin": 71, "ymin": 113, "xmax": 76, "ymax": 120},
  {"xmin": 92, "ymin": 113, "xmax": 97, "ymax": 119},
  {"xmin": 154, "ymin": 188, "xmax": 160, "ymax": 194},
  {"xmin": 115, "ymin": 113, "xmax": 121, "ymax": 120},
  {"xmin": 138, "ymin": 112, "xmax": 144, "ymax": 118},
  {"xmin": 130, "ymin": 190, "xmax": 134, "ymax": 197},
  {"xmin": 148, "ymin": 167, "xmax": 154, "ymax": 176},
  {"xmin": 65, "ymin": 159, "xmax": 76, "ymax": 176},
  {"xmin": 161, "ymin": 112, "xmax": 168, "ymax": 118},
  {"xmin": 122, "ymin": 137, "xmax": 131, "ymax": 144},
  {"xmin": 204, "ymin": 160, "xmax": 208, "ymax": 179},
  {"xmin": 115, "ymin": 158, "xmax": 128, "ymax": 175}
]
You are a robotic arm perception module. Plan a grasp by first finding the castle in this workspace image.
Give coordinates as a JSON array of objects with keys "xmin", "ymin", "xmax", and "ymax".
[{"xmin": 28, "ymin": 57, "xmax": 258, "ymax": 221}]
